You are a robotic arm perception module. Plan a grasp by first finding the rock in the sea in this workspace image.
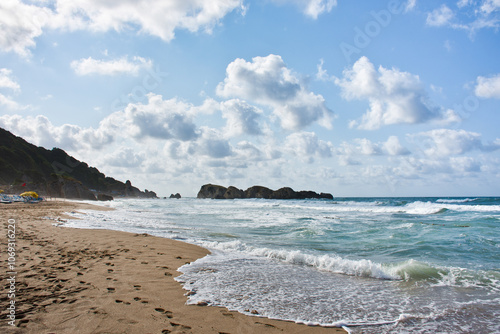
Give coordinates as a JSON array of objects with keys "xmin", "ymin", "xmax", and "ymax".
[
  {"xmin": 224, "ymin": 186, "xmax": 245, "ymax": 199},
  {"xmin": 197, "ymin": 184, "xmax": 333, "ymax": 200},
  {"xmin": 169, "ymin": 193, "xmax": 182, "ymax": 199},
  {"xmin": 272, "ymin": 187, "xmax": 297, "ymax": 199},
  {"xmin": 245, "ymin": 186, "xmax": 274, "ymax": 199},
  {"xmin": 197, "ymin": 184, "xmax": 228, "ymax": 199},
  {"xmin": 97, "ymin": 193, "xmax": 113, "ymax": 201}
]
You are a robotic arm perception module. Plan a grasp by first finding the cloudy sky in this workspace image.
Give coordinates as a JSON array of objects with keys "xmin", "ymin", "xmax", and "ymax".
[{"xmin": 1, "ymin": 0, "xmax": 500, "ymax": 197}]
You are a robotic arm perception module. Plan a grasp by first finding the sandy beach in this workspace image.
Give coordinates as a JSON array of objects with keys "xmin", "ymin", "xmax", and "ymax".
[{"xmin": 1, "ymin": 200, "xmax": 346, "ymax": 334}]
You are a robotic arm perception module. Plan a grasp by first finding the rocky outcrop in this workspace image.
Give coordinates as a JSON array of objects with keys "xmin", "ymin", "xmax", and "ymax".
[
  {"xmin": 197, "ymin": 184, "xmax": 333, "ymax": 200},
  {"xmin": 197, "ymin": 184, "xmax": 228, "ymax": 199},
  {"xmin": 45, "ymin": 179, "xmax": 97, "ymax": 200},
  {"xmin": 169, "ymin": 193, "xmax": 181, "ymax": 199},
  {"xmin": 0, "ymin": 128, "xmax": 159, "ymax": 200},
  {"xmin": 97, "ymin": 194, "xmax": 114, "ymax": 201},
  {"xmin": 225, "ymin": 186, "xmax": 245, "ymax": 199}
]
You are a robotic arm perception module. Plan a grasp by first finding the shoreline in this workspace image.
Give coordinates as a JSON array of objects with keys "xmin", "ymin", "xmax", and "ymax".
[{"xmin": 0, "ymin": 201, "xmax": 345, "ymax": 333}]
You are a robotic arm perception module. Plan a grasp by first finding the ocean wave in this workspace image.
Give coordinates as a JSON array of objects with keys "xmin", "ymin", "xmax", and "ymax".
[
  {"xmin": 436, "ymin": 198, "xmax": 479, "ymax": 203},
  {"xmin": 195, "ymin": 239, "xmax": 500, "ymax": 290}
]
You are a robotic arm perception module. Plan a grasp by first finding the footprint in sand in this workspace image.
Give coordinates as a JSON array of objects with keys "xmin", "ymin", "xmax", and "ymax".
[
  {"xmin": 154, "ymin": 308, "xmax": 173, "ymax": 318},
  {"xmin": 115, "ymin": 300, "xmax": 130, "ymax": 305},
  {"xmin": 107, "ymin": 288, "xmax": 115, "ymax": 293},
  {"xmin": 170, "ymin": 322, "xmax": 191, "ymax": 330}
]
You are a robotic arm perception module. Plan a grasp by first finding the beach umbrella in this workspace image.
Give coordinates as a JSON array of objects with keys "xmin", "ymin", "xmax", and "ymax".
[{"xmin": 20, "ymin": 191, "xmax": 39, "ymax": 199}]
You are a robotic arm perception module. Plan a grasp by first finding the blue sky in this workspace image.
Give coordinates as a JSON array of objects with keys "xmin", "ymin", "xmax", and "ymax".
[{"xmin": 1, "ymin": 0, "xmax": 500, "ymax": 197}]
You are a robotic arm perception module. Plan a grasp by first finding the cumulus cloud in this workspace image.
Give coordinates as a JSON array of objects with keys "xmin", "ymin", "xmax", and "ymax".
[
  {"xmin": 384, "ymin": 135, "xmax": 411, "ymax": 156},
  {"xmin": 271, "ymin": 0, "xmax": 337, "ymax": 19},
  {"xmin": 0, "ymin": 93, "xmax": 204, "ymax": 151},
  {"xmin": 426, "ymin": 4, "xmax": 454, "ymax": 26},
  {"xmin": 475, "ymin": 74, "xmax": 500, "ymax": 98},
  {"xmin": 284, "ymin": 131, "xmax": 334, "ymax": 161},
  {"xmin": 235, "ymin": 141, "xmax": 264, "ymax": 161},
  {"xmin": 104, "ymin": 148, "xmax": 145, "ymax": 168},
  {"xmin": 335, "ymin": 56, "xmax": 459, "ymax": 129},
  {"xmin": 410, "ymin": 129, "xmax": 500, "ymax": 156},
  {"xmin": 221, "ymin": 99, "xmax": 265, "ymax": 137},
  {"xmin": 217, "ymin": 54, "xmax": 334, "ymax": 131},
  {"xmin": 0, "ymin": 0, "xmax": 52, "ymax": 57},
  {"xmin": 71, "ymin": 56, "xmax": 153, "ymax": 76},
  {"xmin": 109, "ymin": 93, "xmax": 199, "ymax": 141},
  {"xmin": 0, "ymin": 0, "xmax": 243, "ymax": 56},
  {"xmin": 337, "ymin": 136, "xmax": 410, "ymax": 159},
  {"xmin": 0, "ymin": 114, "xmax": 114, "ymax": 150},
  {"xmin": 196, "ymin": 128, "xmax": 233, "ymax": 158}
]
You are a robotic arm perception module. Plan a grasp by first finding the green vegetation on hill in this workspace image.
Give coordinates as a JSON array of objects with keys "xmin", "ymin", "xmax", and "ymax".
[{"xmin": 0, "ymin": 127, "xmax": 156, "ymax": 200}]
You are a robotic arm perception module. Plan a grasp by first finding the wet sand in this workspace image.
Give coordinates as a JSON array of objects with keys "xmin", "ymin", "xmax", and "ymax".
[{"xmin": 0, "ymin": 200, "xmax": 345, "ymax": 333}]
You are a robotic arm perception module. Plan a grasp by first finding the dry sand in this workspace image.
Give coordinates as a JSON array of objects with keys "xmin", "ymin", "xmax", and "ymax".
[{"xmin": 1, "ymin": 200, "xmax": 346, "ymax": 334}]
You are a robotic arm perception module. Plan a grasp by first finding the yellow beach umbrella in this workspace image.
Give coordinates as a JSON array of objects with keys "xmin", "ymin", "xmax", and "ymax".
[{"xmin": 20, "ymin": 191, "xmax": 39, "ymax": 199}]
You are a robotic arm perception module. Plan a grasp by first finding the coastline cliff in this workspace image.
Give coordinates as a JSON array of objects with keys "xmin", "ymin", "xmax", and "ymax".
[{"xmin": 0, "ymin": 127, "xmax": 157, "ymax": 200}]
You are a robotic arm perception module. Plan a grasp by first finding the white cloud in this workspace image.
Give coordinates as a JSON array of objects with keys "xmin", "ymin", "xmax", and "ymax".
[
  {"xmin": 271, "ymin": 0, "xmax": 337, "ymax": 19},
  {"xmin": 0, "ymin": 94, "xmax": 26, "ymax": 110},
  {"xmin": 221, "ymin": 99, "xmax": 265, "ymax": 137},
  {"xmin": 284, "ymin": 131, "xmax": 334, "ymax": 161},
  {"xmin": 450, "ymin": 156, "xmax": 481, "ymax": 173},
  {"xmin": 0, "ymin": 68, "xmax": 20, "ymax": 91},
  {"xmin": 196, "ymin": 128, "xmax": 234, "ymax": 158},
  {"xmin": 410, "ymin": 128, "xmax": 500, "ymax": 156},
  {"xmin": 405, "ymin": 0, "xmax": 417, "ymax": 12},
  {"xmin": 0, "ymin": 114, "xmax": 113, "ymax": 150},
  {"xmin": 217, "ymin": 54, "xmax": 334, "ymax": 131},
  {"xmin": 0, "ymin": 68, "xmax": 30, "ymax": 110},
  {"xmin": 384, "ymin": 135, "xmax": 411, "ymax": 156},
  {"xmin": 481, "ymin": 0, "xmax": 500, "ymax": 14},
  {"xmin": 337, "ymin": 136, "xmax": 409, "ymax": 159},
  {"xmin": 104, "ymin": 147, "xmax": 145, "ymax": 168},
  {"xmin": 426, "ymin": 4, "xmax": 454, "ymax": 26},
  {"xmin": 475, "ymin": 74, "xmax": 500, "ymax": 98},
  {"xmin": 426, "ymin": 1, "xmax": 500, "ymax": 34},
  {"xmin": 335, "ymin": 56, "xmax": 459, "ymax": 129},
  {"xmin": 111, "ymin": 94, "xmax": 200, "ymax": 141},
  {"xmin": 235, "ymin": 141, "xmax": 264, "ymax": 161},
  {"xmin": 0, "ymin": 0, "xmax": 52, "ymax": 57},
  {"xmin": 0, "ymin": 93, "xmax": 204, "ymax": 150},
  {"xmin": 71, "ymin": 56, "xmax": 153, "ymax": 76},
  {"xmin": 0, "ymin": 0, "xmax": 243, "ymax": 56}
]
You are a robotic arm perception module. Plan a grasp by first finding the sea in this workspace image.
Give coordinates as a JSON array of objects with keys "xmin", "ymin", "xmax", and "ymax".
[{"xmin": 64, "ymin": 197, "xmax": 500, "ymax": 334}]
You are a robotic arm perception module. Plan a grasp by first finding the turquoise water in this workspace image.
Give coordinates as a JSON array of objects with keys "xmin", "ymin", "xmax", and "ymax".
[{"xmin": 66, "ymin": 197, "xmax": 500, "ymax": 333}]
